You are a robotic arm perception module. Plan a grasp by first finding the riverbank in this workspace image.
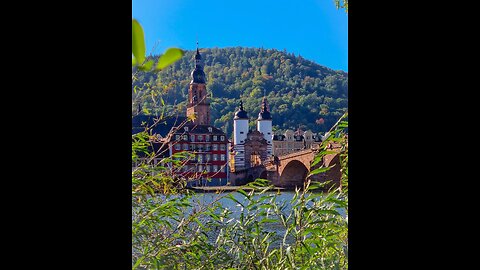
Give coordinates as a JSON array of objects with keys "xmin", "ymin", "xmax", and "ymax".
[{"xmin": 188, "ymin": 185, "xmax": 286, "ymax": 193}]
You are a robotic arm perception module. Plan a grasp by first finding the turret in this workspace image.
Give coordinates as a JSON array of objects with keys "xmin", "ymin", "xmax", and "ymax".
[
  {"xmin": 233, "ymin": 100, "xmax": 249, "ymax": 145},
  {"xmin": 257, "ymin": 97, "xmax": 273, "ymax": 155}
]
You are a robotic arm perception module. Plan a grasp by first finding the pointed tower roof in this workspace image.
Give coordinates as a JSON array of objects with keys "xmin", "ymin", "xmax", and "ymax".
[
  {"xmin": 234, "ymin": 100, "xmax": 249, "ymax": 120},
  {"xmin": 190, "ymin": 41, "xmax": 206, "ymax": 83},
  {"xmin": 257, "ymin": 96, "xmax": 272, "ymax": 120},
  {"xmin": 195, "ymin": 41, "xmax": 202, "ymax": 60}
]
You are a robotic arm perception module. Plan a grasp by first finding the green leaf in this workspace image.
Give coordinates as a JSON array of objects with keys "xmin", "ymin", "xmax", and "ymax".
[
  {"xmin": 310, "ymin": 155, "xmax": 323, "ymax": 168},
  {"xmin": 156, "ymin": 48, "xmax": 184, "ymax": 70},
  {"xmin": 308, "ymin": 164, "xmax": 335, "ymax": 177},
  {"xmin": 132, "ymin": 19, "xmax": 146, "ymax": 65},
  {"xmin": 237, "ymin": 188, "xmax": 250, "ymax": 200},
  {"xmin": 226, "ymin": 194, "xmax": 244, "ymax": 207},
  {"xmin": 259, "ymin": 218, "xmax": 277, "ymax": 224},
  {"xmin": 132, "ymin": 57, "xmax": 136, "ymax": 66},
  {"xmin": 139, "ymin": 59, "xmax": 154, "ymax": 71}
]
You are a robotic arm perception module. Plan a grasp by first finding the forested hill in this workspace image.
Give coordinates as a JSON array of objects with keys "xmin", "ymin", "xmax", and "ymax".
[{"xmin": 132, "ymin": 47, "xmax": 348, "ymax": 137}]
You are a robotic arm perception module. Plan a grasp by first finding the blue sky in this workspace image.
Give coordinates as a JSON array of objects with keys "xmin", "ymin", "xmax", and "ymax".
[{"xmin": 132, "ymin": 0, "xmax": 348, "ymax": 71}]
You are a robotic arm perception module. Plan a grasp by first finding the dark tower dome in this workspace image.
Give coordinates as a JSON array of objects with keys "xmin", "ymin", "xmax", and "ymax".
[
  {"xmin": 234, "ymin": 100, "xmax": 249, "ymax": 119},
  {"xmin": 190, "ymin": 68, "xmax": 206, "ymax": 83},
  {"xmin": 258, "ymin": 97, "xmax": 272, "ymax": 120},
  {"xmin": 190, "ymin": 43, "xmax": 206, "ymax": 83}
]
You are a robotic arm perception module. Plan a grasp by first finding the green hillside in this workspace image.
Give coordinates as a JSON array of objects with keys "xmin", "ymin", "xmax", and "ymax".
[{"xmin": 132, "ymin": 47, "xmax": 347, "ymax": 137}]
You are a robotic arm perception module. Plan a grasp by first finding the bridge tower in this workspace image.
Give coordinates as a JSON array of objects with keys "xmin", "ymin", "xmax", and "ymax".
[
  {"xmin": 233, "ymin": 100, "xmax": 249, "ymax": 170},
  {"xmin": 257, "ymin": 97, "xmax": 273, "ymax": 156}
]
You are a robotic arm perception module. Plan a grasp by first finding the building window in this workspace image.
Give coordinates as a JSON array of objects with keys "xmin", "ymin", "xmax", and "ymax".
[
  {"xmin": 213, "ymin": 144, "xmax": 218, "ymax": 151},
  {"xmin": 220, "ymin": 144, "xmax": 226, "ymax": 151},
  {"xmin": 191, "ymin": 135, "xmax": 195, "ymax": 142},
  {"xmin": 198, "ymin": 135, "xmax": 203, "ymax": 141},
  {"xmin": 205, "ymin": 135, "xmax": 210, "ymax": 142},
  {"xmin": 220, "ymin": 136, "xmax": 225, "ymax": 141},
  {"xmin": 197, "ymin": 144, "xmax": 204, "ymax": 151},
  {"xmin": 220, "ymin": 154, "xmax": 225, "ymax": 161},
  {"xmin": 206, "ymin": 154, "xmax": 211, "ymax": 161},
  {"xmin": 198, "ymin": 154, "xmax": 203, "ymax": 163},
  {"xmin": 240, "ymin": 140, "xmax": 244, "ymax": 143},
  {"xmin": 174, "ymin": 144, "xmax": 181, "ymax": 150},
  {"xmin": 240, "ymin": 131, "xmax": 244, "ymax": 134},
  {"xmin": 213, "ymin": 154, "xmax": 218, "ymax": 161},
  {"xmin": 184, "ymin": 127, "xmax": 189, "ymax": 132},
  {"xmin": 240, "ymin": 151, "xmax": 244, "ymax": 154},
  {"xmin": 198, "ymin": 164, "xmax": 203, "ymax": 172},
  {"xmin": 267, "ymin": 132, "xmax": 271, "ymax": 135},
  {"xmin": 189, "ymin": 145, "xmax": 195, "ymax": 151},
  {"xmin": 183, "ymin": 144, "xmax": 189, "ymax": 150},
  {"xmin": 208, "ymin": 127, "xmax": 213, "ymax": 132},
  {"xmin": 213, "ymin": 135, "xmax": 218, "ymax": 141},
  {"xmin": 213, "ymin": 165, "xmax": 218, "ymax": 172},
  {"xmin": 240, "ymin": 158, "xmax": 244, "ymax": 161},
  {"xmin": 205, "ymin": 165, "xmax": 210, "ymax": 172},
  {"xmin": 175, "ymin": 135, "xmax": 181, "ymax": 141},
  {"xmin": 183, "ymin": 135, "xmax": 188, "ymax": 140},
  {"xmin": 206, "ymin": 144, "xmax": 211, "ymax": 151}
]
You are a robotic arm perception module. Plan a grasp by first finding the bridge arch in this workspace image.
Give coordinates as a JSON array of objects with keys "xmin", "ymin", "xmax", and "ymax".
[
  {"xmin": 279, "ymin": 160, "xmax": 309, "ymax": 188},
  {"xmin": 323, "ymin": 153, "xmax": 342, "ymax": 189}
]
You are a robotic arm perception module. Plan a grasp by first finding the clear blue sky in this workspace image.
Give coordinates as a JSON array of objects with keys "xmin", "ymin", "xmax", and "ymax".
[{"xmin": 132, "ymin": 0, "xmax": 348, "ymax": 71}]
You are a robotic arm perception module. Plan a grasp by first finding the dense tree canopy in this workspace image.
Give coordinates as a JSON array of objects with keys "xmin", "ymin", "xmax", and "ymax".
[{"xmin": 133, "ymin": 47, "xmax": 347, "ymax": 138}]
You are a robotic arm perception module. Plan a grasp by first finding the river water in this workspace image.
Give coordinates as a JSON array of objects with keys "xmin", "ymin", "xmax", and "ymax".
[
  {"xmin": 184, "ymin": 191, "xmax": 346, "ymax": 246},
  {"xmin": 133, "ymin": 191, "xmax": 347, "ymax": 266}
]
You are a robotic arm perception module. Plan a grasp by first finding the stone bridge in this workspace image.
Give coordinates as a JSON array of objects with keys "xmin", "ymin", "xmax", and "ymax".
[{"xmin": 264, "ymin": 144, "xmax": 342, "ymax": 190}]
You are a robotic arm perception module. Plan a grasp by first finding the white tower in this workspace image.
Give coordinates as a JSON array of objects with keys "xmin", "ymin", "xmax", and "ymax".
[
  {"xmin": 257, "ymin": 97, "xmax": 273, "ymax": 156},
  {"xmin": 233, "ymin": 101, "xmax": 249, "ymax": 169}
]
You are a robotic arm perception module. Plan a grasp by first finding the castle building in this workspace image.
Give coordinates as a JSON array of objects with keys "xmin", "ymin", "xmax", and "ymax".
[{"xmin": 132, "ymin": 46, "xmax": 229, "ymax": 186}]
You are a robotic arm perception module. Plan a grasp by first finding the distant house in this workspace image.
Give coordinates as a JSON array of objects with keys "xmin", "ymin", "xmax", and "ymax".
[{"xmin": 272, "ymin": 129, "xmax": 322, "ymax": 156}]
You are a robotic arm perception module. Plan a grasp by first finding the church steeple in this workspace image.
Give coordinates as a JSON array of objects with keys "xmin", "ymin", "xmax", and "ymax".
[
  {"xmin": 191, "ymin": 41, "xmax": 205, "ymax": 83},
  {"xmin": 187, "ymin": 41, "xmax": 210, "ymax": 125}
]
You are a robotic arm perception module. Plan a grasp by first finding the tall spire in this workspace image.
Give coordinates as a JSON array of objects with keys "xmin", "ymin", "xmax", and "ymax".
[
  {"xmin": 195, "ymin": 40, "xmax": 202, "ymax": 61},
  {"xmin": 191, "ymin": 40, "xmax": 205, "ymax": 83}
]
